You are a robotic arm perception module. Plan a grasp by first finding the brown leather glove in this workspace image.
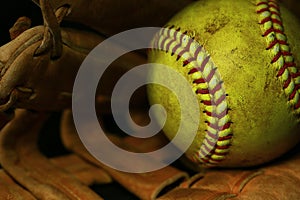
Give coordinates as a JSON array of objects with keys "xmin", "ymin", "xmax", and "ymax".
[
  {"xmin": 0, "ymin": 153, "xmax": 112, "ymax": 200},
  {"xmin": 158, "ymin": 146, "xmax": 300, "ymax": 200}
]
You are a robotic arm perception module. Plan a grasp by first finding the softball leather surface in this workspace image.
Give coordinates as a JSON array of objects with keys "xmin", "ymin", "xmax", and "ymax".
[{"xmin": 148, "ymin": 0, "xmax": 300, "ymax": 168}]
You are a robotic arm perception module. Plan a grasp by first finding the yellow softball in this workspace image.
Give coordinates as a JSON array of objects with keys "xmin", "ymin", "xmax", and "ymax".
[{"xmin": 147, "ymin": 0, "xmax": 300, "ymax": 168}]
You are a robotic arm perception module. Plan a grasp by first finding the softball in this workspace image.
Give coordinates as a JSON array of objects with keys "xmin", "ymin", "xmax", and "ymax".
[{"xmin": 147, "ymin": 0, "xmax": 300, "ymax": 168}]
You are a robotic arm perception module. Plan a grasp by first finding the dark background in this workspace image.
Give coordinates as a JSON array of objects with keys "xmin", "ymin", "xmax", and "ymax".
[{"xmin": 0, "ymin": 1, "xmax": 43, "ymax": 46}]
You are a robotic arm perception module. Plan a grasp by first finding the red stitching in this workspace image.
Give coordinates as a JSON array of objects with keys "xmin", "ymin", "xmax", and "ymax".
[
  {"xmin": 201, "ymin": 100, "xmax": 212, "ymax": 106},
  {"xmin": 185, "ymin": 52, "xmax": 201, "ymax": 66},
  {"xmin": 196, "ymin": 89, "xmax": 210, "ymax": 94},
  {"xmin": 213, "ymin": 152, "xmax": 228, "ymax": 156},
  {"xmin": 290, "ymin": 84, "xmax": 300, "ymax": 100},
  {"xmin": 203, "ymin": 143, "xmax": 213, "ymax": 154},
  {"xmin": 277, "ymin": 62, "xmax": 296, "ymax": 77},
  {"xmin": 216, "ymin": 145, "xmax": 231, "ymax": 150},
  {"xmin": 271, "ymin": 11, "xmax": 280, "ymax": 16},
  {"xmin": 207, "ymin": 130, "xmax": 219, "ymax": 139},
  {"xmin": 206, "ymin": 122, "xmax": 218, "ymax": 130},
  {"xmin": 220, "ymin": 122, "xmax": 232, "ymax": 131},
  {"xmin": 271, "ymin": 52, "xmax": 282, "ymax": 63},
  {"xmin": 209, "ymin": 157, "xmax": 223, "ymax": 162},
  {"xmin": 206, "ymin": 122, "xmax": 232, "ymax": 131},
  {"xmin": 263, "ymin": 28, "xmax": 283, "ymax": 36},
  {"xmin": 259, "ymin": 17, "xmax": 282, "ymax": 25},
  {"xmin": 218, "ymin": 135, "xmax": 233, "ymax": 141},
  {"xmin": 151, "ymin": 26, "xmax": 233, "ymax": 165},
  {"xmin": 188, "ymin": 68, "xmax": 198, "ymax": 74},
  {"xmin": 210, "ymin": 84, "xmax": 222, "ymax": 95},
  {"xmin": 177, "ymin": 38, "xmax": 193, "ymax": 61},
  {"xmin": 256, "ymin": 2, "xmax": 268, "ymax": 7},
  {"xmin": 269, "ymin": 4, "xmax": 280, "ymax": 10},
  {"xmin": 165, "ymin": 30, "xmax": 179, "ymax": 53},
  {"xmin": 292, "ymin": 72, "xmax": 300, "ymax": 78},
  {"xmin": 214, "ymin": 94, "xmax": 227, "ymax": 105},
  {"xmin": 171, "ymin": 32, "xmax": 186, "ymax": 56},
  {"xmin": 204, "ymin": 111, "xmax": 212, "ymax": 116},
  {"xmin": 183, "ymin": 60, "xmax": 190, "ymax": 66},
  {"xmin": 206, "ymin": 68, "xmax": 217, "ymax": 83},
  {"xmin": 267, "ymin": 38, "xmax": 291, "ymax": 49},
  {"xmin": 258, "ymin": 0, "xmax": 300, "ymax": 113},
  {"xmin": 205, "ymin": 109, "xmax": 228, "ymax": 119},
  {"xmin": 193, "ymin": 78, "xmax": 206, "ymax": 84},
  {"xmin": 200, "ymin": 157, "xmax": 209, "ymax": 163},
  {"xmin": 257, "ymin": 7, "xmax": 269, "ymax": 13},
  {"xmin": 284, "ymin": 76, "xmax": 292, "ymax": 89},
  {"xmin": 199, "ymin": 56, "xmax": 210, "ymax": 72},
  {"xmin": 159, "ymin": 29, "xmax": 172, "ymax": 51},
  {"xmin": 295, "ymin": 100, "xmax": 300, "ymax": 109}
]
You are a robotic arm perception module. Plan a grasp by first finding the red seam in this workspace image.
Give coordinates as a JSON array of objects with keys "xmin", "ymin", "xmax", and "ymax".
[
  {"xmin": 203, "ymin": 143, "xmax": 214, "ymax": 155},
  {"xmin": 257, "ymin": 8, "xmax": 269, "ymax": 14},
  {"xmin": 171, "ymin": 31, "xmax": 186, "ymax": 56},
  {"xmin": 165, "ymin": 30, "xmax": 179, "ymax": 53},
  {"xmin": 177, "ymin": 38, "xmax": 193, "ymax": 61},
  {"xmin": 216, "ymin": 145, "xmax": 231, "ymax": 150},
  {"xmin": 207, "ymin": 122, "xmax": 218, "ymax": 130},
  {"xmin": 200, "ymin": 157, "xmax": 209, "ymax": 163},
  {"xmin": 153, "ymin": 26, "xmax": 232, "ymax": 165},
  {"xmin": 196, "ymin": 88, "xmax": 210, "ymax": 94},
  {"xmin": 219, "ymin": 122, "xmax": 232, "ymax": 131},
  {"xmin": 256, "ymin": 2, "xmax": 268, "ymax": 6},
  {"xmin": 204, "ymin": 108, "xmax": 228, "ymax": 119},
  {"xmin": 258, "ymin": 0, "xmax": 300, "ymax": 111},
  {"xmin": 267, "ymin": 39, "xmax": 287, "ymax": 50},
  {"xmin": 209, "ymin": 157, "xmax": 223, "ymax": 162},
  {"xmin": 271, "ymin": 11, "xmax": 280, "ymax": 16},
  {"xmin": 202, "ymin": 100, "xmax": 212, "ymax": 106},
  {"xmin": 260, "ymin": 17, "xmax": 282, "ymax": 26},
  {"xmin": 188, "ymin": 68, "xmax": 198, "ymax": 75},
  {"xmin": 263, "ymin": 28, "xmax": 283, "ymax": 37},
  {"xmin": 214, "ymin": 94, "xmax": 227, "ymax": 105},
  {"xmin": 199, "ymin": 56, "xmax": 210, "ymax": 72},
  {"xmin": 193, "ymin": 78, "xmax": 206, "ymax": 84},
  {"xmin": 218, "ymin": 135, "xmax": 233, "ymax": 141},
  {"xmin": 183, "ymin": 60, "xmax": 190, "ymax": 66},
  {"xmin": 205, "ymin": 68, "xmax": 217, "ymax": 83},
  {"xmin": 209, "ymin": 84, "xmax": 222, "ymax": 95},
  {"xmin": 269, "ymin": 4, "xmax": 280, "ymax": 11},
  {"xmin": 295, "ymin": 100, "xmax": 300, "ymax": 109},
  {"xmin": 290, "ymin": 84, "xmax": 300, "ymax": 100},
  {"xmin": 292, "ymin": 72, "xmax": 300, "ymax": 78},
  {"xmin": 284, "ymin": 76, "xmax": 292, "ymax": 89},
  {"xmin": 158, "ymin": 29, "xmax": 171, "ymax": 51},
  {"xmin": 277, "ymin": 62, "xmax": 296, "ymax": 77},
  {"xmin": 213, "ymin": 152, "xmax": 228, "ymax": 156}
]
